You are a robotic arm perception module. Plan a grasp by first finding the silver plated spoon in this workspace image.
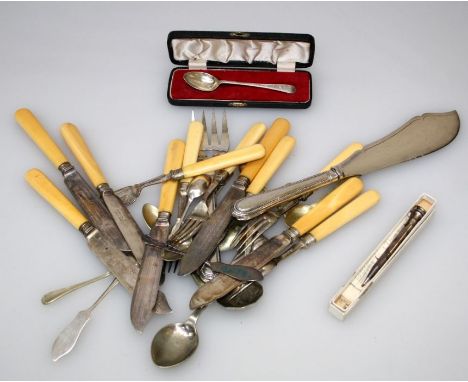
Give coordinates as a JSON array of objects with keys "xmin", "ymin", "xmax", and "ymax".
[{"xmin": 184, "ymin": 72, "xmax": 296, "ymax": 94}]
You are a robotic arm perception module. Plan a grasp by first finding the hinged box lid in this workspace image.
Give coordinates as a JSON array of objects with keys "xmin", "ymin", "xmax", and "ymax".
[{"xmin": 167, "ymin": 30, "xmax": 315, "ymax": 71}]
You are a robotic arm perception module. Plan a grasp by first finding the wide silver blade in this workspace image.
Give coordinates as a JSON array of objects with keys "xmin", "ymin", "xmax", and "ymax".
[
  {"xmin": 338, "ymin": 111, "xmax": 460, "ymax": 176},
  {"xmin": 102, "ymin": 190, "xmax": 145, "ymax": 262},
  {"xmin": 190, "ymin": 233, "xmax": 292, "ymax": 309},
  {"xmin": 86, "ymin": 228, "xmax": 139, "ymax": 292},
  {"xmin": 63, "ymin": 167, "xmax": 130, "ymax": 252},
  {"xmin": 179, "ymin": 185, "xmax": 246, "ymax": 276}
]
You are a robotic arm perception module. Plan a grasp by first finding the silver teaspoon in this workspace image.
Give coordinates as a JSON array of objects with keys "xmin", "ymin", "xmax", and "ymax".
[
  {"xmin": 151, "ymin": 307, "xmax": 206, "ymax": 367},
  {"xmin": 183, "ymin": 72, "xmax": 296, "ymax": 94}
]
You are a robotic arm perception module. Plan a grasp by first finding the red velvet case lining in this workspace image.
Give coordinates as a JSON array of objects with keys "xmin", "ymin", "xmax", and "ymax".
[{"xmin": 169, "ymin": 69, "xmax": 311, "ymax": 104}]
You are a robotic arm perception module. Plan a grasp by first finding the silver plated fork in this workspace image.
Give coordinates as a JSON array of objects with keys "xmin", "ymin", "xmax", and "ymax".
[{"xmin": 169, "ymin": 110, "xmax": 230, "ymax": 245}]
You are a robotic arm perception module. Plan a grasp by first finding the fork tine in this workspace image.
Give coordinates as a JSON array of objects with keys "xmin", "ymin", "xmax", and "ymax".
[
  {"xmin": 211, "ymin": 111, "xmax": 219, "ymax": 146},
  {"xmin": 201, "ymin": 110, "xmax": 209, "ymax": 148},
  {"xmin": 221, "ymin": 110, "xmax": 230, "ymax": 149}
]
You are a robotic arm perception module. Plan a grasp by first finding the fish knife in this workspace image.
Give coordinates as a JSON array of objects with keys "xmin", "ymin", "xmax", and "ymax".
[
  {"xmin": 131, "ymin": 139, "xmax": 185, "ymax": 331},
  {"xmin": 178, "ymin": 118, "xmax": 292, "ymax": 276},
  {"xmin": 233, "ymin": 111, "xmax": 460, "ymax": 220},
  {"xmin": 190, "ymin": 184, "xmax": 379, "ymax": 309},
  {"xmin": 60, "ymin": 123, "xmax": 146, "ymax": 262},
  {"xmin": 15, "ymin": 108, "xmax": 130, "ymax": 253}
]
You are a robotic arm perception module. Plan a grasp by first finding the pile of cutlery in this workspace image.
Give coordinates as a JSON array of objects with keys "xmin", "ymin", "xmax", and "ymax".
[{"xmin": 16, "ymin": 107, "xmax": 460, "ymax": 367}]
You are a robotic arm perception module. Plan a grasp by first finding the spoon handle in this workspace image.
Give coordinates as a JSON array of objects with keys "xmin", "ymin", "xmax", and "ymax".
[
  {"xmin": 219, "ymin": 80, "xmax": 296, "ymax": 94},
  {"xmin": 41, "ymin": 271, "xmax": 112, "ymax": 305}
]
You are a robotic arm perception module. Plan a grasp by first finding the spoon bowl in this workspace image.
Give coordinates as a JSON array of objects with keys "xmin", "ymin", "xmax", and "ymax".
[
  {"xmin": 142, "ymin": 203, "xmax": 159, "ymax": 228},
  {"xmin": 151, "ymin": 308, "xmax": 204, "ymax": 367}
]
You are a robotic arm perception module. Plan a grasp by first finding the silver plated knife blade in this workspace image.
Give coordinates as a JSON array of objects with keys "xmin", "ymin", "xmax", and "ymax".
[
  {"xmin": 100, "ymin": 186, "xmax": 145, "ymax": 262},
  {"xmin": 178, "ymin": 179, "xmax": 249, "ymax": 276},
  {"xmin": 233, "ymin": 111, "xmax": 460, "ymax": 220},
  {"xmin": 81, "ymin": 223, "xmax": 139, "ymax": 292}
]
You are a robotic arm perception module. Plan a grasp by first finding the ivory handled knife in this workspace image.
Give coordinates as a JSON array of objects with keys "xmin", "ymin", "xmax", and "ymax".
[
  {"xmin": 190, "ymin": 178, "xmax": 374, "ymax": 309},
  {"xmin": 15, "ymin": 108, "xmax": 130, "ymax": 253},
  {"xmin": 178, "ymin": 118, "xmax": 292, "ymax": 276},
  {"xmin": 25, "ymin": 169, "xmax": 139, "ymax": 292},
  {"xmin": 60, "ymin": 123, "xmax": 146, "ymax": 262},
  {"xmin": 131, "ymin": 140, "xmax": 185, "ymax": 332},
  {"xmin": 114, "ymin": 143, "xmax": 266, "ymax": 205},
  {"xmin": 25, "ymin": 169, "xmax": 171, "ymax": 314},
  {"xmin": 233, "ymin": 111, "xmax": 460, "ymax": 220}
]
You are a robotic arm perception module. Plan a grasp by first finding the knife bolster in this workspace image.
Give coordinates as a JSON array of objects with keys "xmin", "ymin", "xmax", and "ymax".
[
  {"xmin": 58, "ymin": 162, "xmax": 74, "ymax": 176},
  {"xmin": 284, "ymin": 227, "xmax": 301, "ymax": 242},
  {"xmin": 78, "ymin": 221, "xmax": 95, "ymax": 237},
  {"xmin": 232, "ymin": 175, "xmax": 250, "ymax": 191},
  {"xmin": 171, "ymin": 168, "xmax": 185, "ymax": 180}
]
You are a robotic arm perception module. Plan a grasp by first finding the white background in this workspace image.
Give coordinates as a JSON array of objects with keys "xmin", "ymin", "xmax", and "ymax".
[{"xmin": 1, "ymin": 2, "xmax": 467, "ymax": 380}]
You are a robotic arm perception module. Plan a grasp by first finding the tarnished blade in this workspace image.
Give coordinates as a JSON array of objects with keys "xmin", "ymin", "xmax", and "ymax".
[
  {"xmin": 101, "ymin": 189, "xmax": 145, "ymax": 262},
  {"xmin": 63, "ymin": 168, "xmax": 130, "ymax": 252},
  {"xmin": 85, "ymin": 228, "xmax": 139, "ymax": 292},
  {"xmin": 178, "ymin": 185, "xmax": 247, "ymax": 276},
  {"xmin": 190, "ymin": 233, "xmax": 293, "ymax": 309},
  {"xmin": 233, "ymin": 111, "xmax": 460, "ymax": 220},
  {"xmin": 130, "ymin": 217, "xmax": 169, "ymax": 331}
]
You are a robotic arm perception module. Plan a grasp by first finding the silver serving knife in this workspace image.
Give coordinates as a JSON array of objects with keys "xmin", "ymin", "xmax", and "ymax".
[{"xmin": 233, "ymin": 111, "xmax": 460, "ymax": 220}]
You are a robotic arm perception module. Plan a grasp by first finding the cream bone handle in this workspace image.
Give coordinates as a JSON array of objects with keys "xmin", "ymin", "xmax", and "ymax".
[
  {"xmin": 25, "ymin": 169, "xmax": 88, "ymax": 230},
  {"xmin": 181, "ymin": 144, "xmax": 265, "ymax": 179},
  {"xmin": 16, "ymin": 108, "xmax": 69, "ymax": 168},
  {"xmin": 224, "ymin": 122, "xmax": 267, "ymax": 175},
  {"xmin": 292, "ymin": 178, "xmax": 365, "ymax": 236},
  {"xmin": 60, "ymin": 123, "xmax": 108, "ymax": 188},
  {"xmin": 181, "ymin": 121, "xmax": 204, "ymax": 184},
  {"xmin": 310, "ymin": 190, "xmax": 380, "ymax": 241},
  {"xmin": 246, "ymin": 136, "xmax": 296, "ymax": 195},
  {"xmin": 239, "ymin": 118, "xmax": 290, "ymax": 182},
  {"xmin": 159, "ymin": 140, "xmax": 186, "ymax": 213}
]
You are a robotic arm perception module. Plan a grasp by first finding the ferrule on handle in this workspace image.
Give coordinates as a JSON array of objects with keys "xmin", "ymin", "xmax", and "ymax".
[{"xmin": 15, "ymin": 108, "xmax": 68, "ymax": 168}]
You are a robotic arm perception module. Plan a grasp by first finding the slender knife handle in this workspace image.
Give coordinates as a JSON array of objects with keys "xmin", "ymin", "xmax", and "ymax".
[
  {"xmin": 60, "ymin": 123, "xmax": 107, "ymax": 188},
  {"xmin": 160, "ymin": 140, "xmax": 185, "ymax": 213},
  {"xmin": 292, "ymin": 177, "xmax": 364, "ymax": 236},
  {"xmin": 181, "ymin": 121, "xmax": 204, "ymax": 184},
  {"xmin": 225, "ymin": 122, "xmax": 267, "ymax": 175},
  {"xmin": 247, "ymin": 136, "xmax": 296, "ymax": 195},
  {"xmin": 311, "ymin": 190, "xmax": 380, "ymax": 241},
  {"xmin": 239, "ymin": 118, "xmax": 290, "ymax": 181},
  {"xmin": 182, "ymin": 144, "xmax": 265, "ymax": 178},
  {"xmin": 15, "ymin": 108, "xmax": 68, "ymax": 168},
  {"xmin": 25, "ymin": 169, "xmax": 88, "ymax": 230}
]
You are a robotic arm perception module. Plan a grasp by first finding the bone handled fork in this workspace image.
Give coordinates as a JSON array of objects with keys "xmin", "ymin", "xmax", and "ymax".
[{"xmin": 168, "ymin": 113, "xmax": 266, "ymax": 248}]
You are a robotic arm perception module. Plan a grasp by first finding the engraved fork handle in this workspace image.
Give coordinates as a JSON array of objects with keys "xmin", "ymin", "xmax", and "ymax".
[
  {"xmin": 219, "ymin": 80, "xmax": 296, "ymax": 94},
  {"xmin": 233, "ymin": 170, "xmax": 341, "ymax": 220}
]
